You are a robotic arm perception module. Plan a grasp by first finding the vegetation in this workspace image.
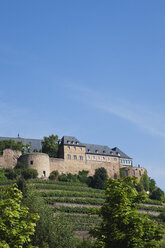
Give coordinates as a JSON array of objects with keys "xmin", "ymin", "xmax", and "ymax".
[
  {"xmin": 23, "ymin": 188, "xmax": 77, "ymax": 248},
  {"xmin": 89, "ymin": 167, "xmax": 108, "ymax": 189},
  {"xmin": 0, "ymin": 139, "xmax": 31, "ymax": 155},
  {"xmin": 92, "ymin": 177, "xmax": 165, "ymax": 248},
  {"xmin": 0, "ymin": 184, "xmax": 39, "ymax": 248},
  {"xmin": 42, "ymin": 134, "xmax": 59, "ymax": 158}
]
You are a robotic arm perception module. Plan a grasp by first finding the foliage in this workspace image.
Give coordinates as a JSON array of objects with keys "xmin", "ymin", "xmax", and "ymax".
[
  {"xmin": 148, "ymin": 177, "xmax": 156, "ymax": 192},
  {"xmin": 78, "ymin": 170, "xmax": 89, "ymax": 184},
  {"xmin": 4, "ymin": 168, "xmax": 17, "ymax": 180},
  {"xmin": 140, "ymin": 172, "xmax": 149, "ymax": 192},
  {"xmin": 76, "ymin": 239, "xmax": 94, "ymax": 248},
  {"xmin": 119, "ymin": 168, "xmax": 125, "ymax": 178},
  {"xmin": 92, "ymin": 177, "xmax": 165, "ymax": 248},
  {"xmin": 21, "ymin": 168, "xmax": 38, "ymax": 179},
  {"xmin": 53, "ymin": 205, "xmax": 99, "ymax": 214},
  {"xmin": 150, "ymin": 187, "xmax": 165, "ymax": 202},
  {"xmin": 23, "ymin": 189, "xmax": 77, "ymax": 248},
  {"xmin": 0, "ymin": 184, "xmax": 39, "ymax": 248},
  {"xmin": 39, "ymin": 190, "xmax": 105, "ymax": 198},
  {"xmin": 45, "ymin": 197, "xmax": 104, "ymax": 205},
  {"xmin": 0, "ymin": 168, "xmax": 7, "ymax": 182},
  {"xmin": 89, "ymin": 168, "xmax": 108, "ymax": 189},
  {"xmin": 0, "ymin": 139, "xmax": 24, "ymax": 155},
  {"xmin": 49, "ymin": 170, "xmax": 59, "ymax": 180},
  {"xmin": 42, "ymin": 134, "xmax": 59, "ymax": 158},
  {"xmin": 35, "ymin": 183, "xmax": 104, "ymax": 193}
]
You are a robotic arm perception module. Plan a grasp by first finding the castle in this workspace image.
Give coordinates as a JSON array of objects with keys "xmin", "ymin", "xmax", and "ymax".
[{"xmin": 0, "ymin": 135, "xmax": 146, "ymax": 178}]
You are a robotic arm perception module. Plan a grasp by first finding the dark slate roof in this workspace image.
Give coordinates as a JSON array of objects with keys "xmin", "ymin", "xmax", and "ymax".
[
  {"xmin": 59, "ymin": 136, "xmax": 85, "ymax": 147},
  {"xmin": 112, "ymin": 147, "xmax": 132, "ymax": 159},
  {"xmin": 60, "ymin": 136, "xmax": 131, "ymax": 158},
  {"xmin": 0, "ymin": 136, "xmax": 42, "ymax": 152},
  {"xmin": 84, "ymin": 143, "xmax": 117, "ymax": 156}
]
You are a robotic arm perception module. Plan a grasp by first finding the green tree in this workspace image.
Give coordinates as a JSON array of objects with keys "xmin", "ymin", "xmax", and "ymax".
[
  {"xmin": 89, "ymin": 168, "xmax": 108, "ymax": 189},
  {"xmin": 140, "ymin": 172, "xmax": 149, "ymax": 191},
  {"xmin": 92, "ymin": 177, "xmax": 165, "ymax": 248},
  {"xmin": 42, "ymin": 134, "xmax": 59, "ymax": 157},
  {"xmin": 0, "ymin": 139, "xmax": 25, "ymax": 155},
  {"xmin": 0, "ymin": 184, "xmax": 39, "ymax": 248},
  {"xmin": 150, "ymin": 187, "xmax": 165, "ymax": 202},
  {"xmin": 148, "ymin": 177, "xmax": 156, "ymax": 192},
  {"xmin": 23, "ymin": 189, "xmax": 77, "ymax": 248}
]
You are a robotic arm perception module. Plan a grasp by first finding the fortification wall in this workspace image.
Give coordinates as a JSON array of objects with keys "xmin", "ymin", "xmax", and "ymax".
[
  {"xmin": 50, "ymin": 158, "xmax": 120, "ymax": 178},
  {"xmin": 19, "ymin": 153, "xmax": 50, "ymax": 178},
  {"xmin": 121, "ymin": 166, "xmax": 146, "ymax": 178}
]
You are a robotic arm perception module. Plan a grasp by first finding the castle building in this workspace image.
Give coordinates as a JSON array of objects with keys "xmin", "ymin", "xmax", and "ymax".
[{"xmin": 0, "ymin": 135, "xmax": 146, "ymax": 178}]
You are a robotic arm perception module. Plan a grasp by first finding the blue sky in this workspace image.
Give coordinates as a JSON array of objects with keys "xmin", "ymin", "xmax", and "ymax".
[{"xmin": 0, "ymin": 1, "xmax": 165, "ymax": 190}]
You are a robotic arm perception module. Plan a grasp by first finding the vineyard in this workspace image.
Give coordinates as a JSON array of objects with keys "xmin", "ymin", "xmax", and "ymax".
[{"xmin": 27, "ymin": 180, "xmax": 165, "ymax": 238}]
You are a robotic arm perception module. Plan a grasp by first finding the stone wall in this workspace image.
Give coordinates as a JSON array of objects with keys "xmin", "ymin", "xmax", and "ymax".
[
  {"xmin": 50, "ymin": 157, "xmax": 120, "ymax": 178},
  {"xmin": 121, "ymin": 166, "xmax": 146, "ymax": 178}
]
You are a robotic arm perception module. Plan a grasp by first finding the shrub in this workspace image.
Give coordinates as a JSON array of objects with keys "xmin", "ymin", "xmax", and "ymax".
[
  {"xmin": 89, "ymin": 167, "xmax": 108, "ymax": 189},
  {"xmin": 5, "ymin": 168, "xmax": 17, "ymax": 180},
  {"xmin": 21, "ymin": 168, "xmax": 38, "ymax": 179},
  {"xmin": 49, "ymin": 170, "xmax": 59, "ymax": 180}
]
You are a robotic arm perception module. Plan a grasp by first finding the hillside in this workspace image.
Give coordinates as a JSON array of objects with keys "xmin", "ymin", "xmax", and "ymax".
[{"xmin": 28, "ymin": 179, "xmax": 165, "ymax": 238}]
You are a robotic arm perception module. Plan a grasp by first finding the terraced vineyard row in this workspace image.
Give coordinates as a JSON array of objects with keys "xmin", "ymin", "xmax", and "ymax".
[{"xmin": 32, "ymin": 180, "xmax": 165, "ymax": 236}]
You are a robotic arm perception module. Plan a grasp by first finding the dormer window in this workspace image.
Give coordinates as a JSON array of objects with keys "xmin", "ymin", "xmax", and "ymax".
[
  {"xmin": 103, "ymin": 150, "xmax": 105, "ymax": 153},
  {"xmin": 110, "ymin": 152, "xmax": 113, "ymax": 155},
  {"xmin": 67, "ymin": 140, "xmax": 70, "ymax": 144},
  {"xmin": 95, "ymin": 150, "xmax": 98, "ymax": 153},
  {"xmin": 88, "ymin": 149, "xmax": 90, "ymax": 152},
  {"xmin": 76, "ymin": 141, "xmax": 79, "ymax": 145},
  {"xmin": 71, "ymin": 141, "xmax": 74, "ymax": 144}
]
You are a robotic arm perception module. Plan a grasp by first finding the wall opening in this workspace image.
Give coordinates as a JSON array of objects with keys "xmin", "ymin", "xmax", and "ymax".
[
  {"xmin": 30, "ymin": 160, "xmax": 33, "ymax": 165},
  {"xmin": 43, "ymin": 171, "xmax": 46, "ymax": 177}
]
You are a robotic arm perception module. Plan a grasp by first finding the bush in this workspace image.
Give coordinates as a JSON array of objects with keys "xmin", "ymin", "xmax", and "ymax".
[
  {"xmin": 49, "ymin": 170, "xmax": 59, "ymax": 180},
  {"xmin": 21, "ymin": 168, "xmax": 38, "ymax": 179},
  {"xmin": 89, "ymin": 167, "xmax": 108, "ymax": 189},
  {"xmin": 0, "ymin": 168, "xmax": 7, "ymax": 182},
  {"xmin": 5, "ymin": 168, "xmax": 17, "ymax": 180}
]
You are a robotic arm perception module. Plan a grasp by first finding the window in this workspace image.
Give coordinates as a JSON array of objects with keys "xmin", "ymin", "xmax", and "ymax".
[
  {"xmin": 79, "ymin": 147, "xmax": 82, "ymax": 151},
  {"xmin": 139, "ymin": 170, "xmax": 141, "ymax": 176},
  {"xmin": 114, "ymin": 158, "xmax": 117, "ymax": 161},
  {"xmin": 73, "ymin": 155, "xmax": 77, "ymax": 160},
  {"xmin": 102, "ymin": 157, "xmax": 105, "ymax": 160},
  {"xmin": 79, "ymin": 156, "xmax": 83, "ymax": 160},
  {"xmin": 67, "ymin": 146, "xmax": 70, "ymax": 150},
  {"xmin": 108, "ymin": 157, "xmax": 110, "ymax": 161},
  {"xmin": 125, "ymin": 170, "xmax": 128, "ymax": 176},
  {"xmin": 30, "ymin": 160, "xmax": 33, "ymax": 165},
  {"xmin": 74, "ymin": 146, "xmax": 76, "ymax": 150},
  {"xmin": 98, "ymin": 156, "xmax": 100, "ymax": 160},
  {"xmin": 88, "ymin": 155, "xmax": 90, "ymax": 159},
  {"xmin": 67, "ymin": 154, "xmax": 71, "ymax": 160},
  {"xmin": 132, "ymin": 170, "xmax": 135, "ymax": 176},
  {"xmin": 92, "ymin": 156, "xmax": 95, "ymax": 160}
]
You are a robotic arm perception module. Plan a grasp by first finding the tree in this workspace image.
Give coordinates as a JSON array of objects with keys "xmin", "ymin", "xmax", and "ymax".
[
  {"xmin": 148, "ymin": 177, "xmax": 156, "ymax": 192},
  {"xmin": 89, "ymin": 168, "xmax": 108, "ymax": 189},
  {"xmin": 49, "ymin": 170, "xmax": 59, "ymax": 180},
  {"xmin": 0, "ymin": 184, "xmax": 39, "ymax": 248},
  {"xmin": 0, "ymin": 140, "xmax": 24, "ymax": 155},
  {"xmin": 42, "ymin": 134, "xmax": 59, "ymax": 157},
  {"xmin": 150, "ymin": 187, "xmax": 165, "ymax": 202},
  {"xmin": 23, "ymin": 189, "xmax": 77, "ymax": 248},
  {"xmin": 140, "ymin": 172, "xmax": 149, "ymax": 192},
  {"xmin": 92, "ymin": 177, "xmax": 165, "ymax": 248}
]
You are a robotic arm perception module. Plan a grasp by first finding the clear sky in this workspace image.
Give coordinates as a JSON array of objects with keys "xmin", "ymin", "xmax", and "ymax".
[{"xmin": 0, "ymin": 1, "xmax": 165, "ymax": 191}]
